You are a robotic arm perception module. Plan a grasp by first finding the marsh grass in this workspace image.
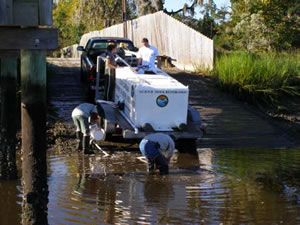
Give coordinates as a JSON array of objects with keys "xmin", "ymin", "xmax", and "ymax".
[{"xmin": 211, "ymin": 52, "xmax": 300, "ymax": 108}]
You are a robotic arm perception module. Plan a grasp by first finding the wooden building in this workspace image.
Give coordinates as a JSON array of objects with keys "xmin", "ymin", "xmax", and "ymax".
[{"xmin": 64, "ymin": 11, "xmax": 214, "ymax": 71}]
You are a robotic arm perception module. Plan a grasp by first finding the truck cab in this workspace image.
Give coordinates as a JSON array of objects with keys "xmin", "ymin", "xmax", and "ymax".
[{"xmin": 77, "ymin": 37, "xmax": 138, "ymax": 101}]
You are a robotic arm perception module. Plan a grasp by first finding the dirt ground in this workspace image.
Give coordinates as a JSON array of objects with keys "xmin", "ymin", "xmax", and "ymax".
[
  {"xmin": 46, "ymin": 121, "xmax": 139, "ymax": 155},
  {"xmin": 46, "ymin": 58, "xmax": 300, "ymax": 154},
  {"xmin": 46, "ymin": 58, "xmax": 140, "ymax": 154},
  {"xmin": 168, "ymin": 68, "xmax": 300, "ymax": 147}
]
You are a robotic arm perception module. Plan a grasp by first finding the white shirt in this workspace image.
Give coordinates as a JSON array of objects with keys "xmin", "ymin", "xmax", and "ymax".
[{"xmin": 137, "ymin": 45, "xmax": 159, "ymax": 68}]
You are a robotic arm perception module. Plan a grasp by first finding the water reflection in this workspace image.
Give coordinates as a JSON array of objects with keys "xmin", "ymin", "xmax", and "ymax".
[
  {"xmin": 48, "ymin": 149, "xmax": 217, "ymax": 224},
  {"xmin": 73, "ymin": 154, "xmax": 118, "ymax": 224},
  {"xmin": 0, "ymin": 180, "xmax": 22, "ymax": 225},
  {"xmin": 1, "ymin": 147, "xmax": 300, "ymax": 224},
  {"xmin": 213, "ymin": 148, "xmax": 300, "ymax": 224}
]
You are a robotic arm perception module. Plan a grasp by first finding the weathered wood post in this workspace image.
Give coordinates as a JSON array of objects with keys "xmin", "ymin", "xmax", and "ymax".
[
  {"xmin": 21, "ymin": 49, "xmax": 48, "ymax": 224},
  {"xmin": 0, "ymin": 57, "xmax": 18, "ymax": 179},
  {"xmin": 0, "ymin": 0, "xmax": 57, "ymax": 224}
]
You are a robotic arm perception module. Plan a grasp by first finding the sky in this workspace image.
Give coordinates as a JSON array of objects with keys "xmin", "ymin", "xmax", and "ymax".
[{"xmin": 164, "ymin": 0, "xmax": 231, "ymax": 17}]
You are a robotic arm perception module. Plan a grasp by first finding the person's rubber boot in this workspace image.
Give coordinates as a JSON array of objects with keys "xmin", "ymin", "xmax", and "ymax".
[
  {"xmin": 83, "ymin": 135, "xmax": 94, "ymax": 154},
  {"xmin": 76, "ymin": 131, "xmax": 82, "ymax": 151}
]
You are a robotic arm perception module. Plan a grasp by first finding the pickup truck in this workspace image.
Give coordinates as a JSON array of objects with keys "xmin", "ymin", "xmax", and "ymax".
[{"xmin": 77, "ymin": 37, "xmax": 138, "ymax": 101}]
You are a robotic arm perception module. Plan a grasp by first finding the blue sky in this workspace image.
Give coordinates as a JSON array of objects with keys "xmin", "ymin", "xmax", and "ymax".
[{"xmin": 164, "ymin": 0, "xmax": 230, "ymax": 16}]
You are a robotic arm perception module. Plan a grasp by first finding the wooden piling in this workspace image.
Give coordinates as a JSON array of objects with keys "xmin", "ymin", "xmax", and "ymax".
[
  {"xmin": 0, "ymin": 0, "xmax": 56, "ymax": 222},
  {"xmin": 0, "ymin": 57, "xmax": 18, "ymax": 179},
  {"xmin": 21, "ymin": 50, "xmax": 48, "ymax": 225}
]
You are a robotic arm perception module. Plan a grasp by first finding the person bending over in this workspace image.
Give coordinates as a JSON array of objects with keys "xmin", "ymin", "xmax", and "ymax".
[
  {"xmin": 72, "ymin": 103, "xmax": 100, "ymax": 154},
  {"xmin": 139, "ymin": 133, "xmax": 175, "ymax": 175}
]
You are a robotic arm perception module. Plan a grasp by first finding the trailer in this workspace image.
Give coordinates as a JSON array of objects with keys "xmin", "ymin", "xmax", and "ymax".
[{"xmin": 94, "ymin": 53, "xmax": 203, "ymax": 152}]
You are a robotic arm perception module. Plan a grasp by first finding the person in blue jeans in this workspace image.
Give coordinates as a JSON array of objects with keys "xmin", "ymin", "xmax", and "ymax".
[{"xmin": 139, "ymin": 133, "xmax": 175, "ymax": 175}]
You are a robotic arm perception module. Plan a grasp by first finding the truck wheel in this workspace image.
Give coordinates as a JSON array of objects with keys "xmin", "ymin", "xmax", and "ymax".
[{"xmin": 176, "ymin": 139, "xmax": 197, "ymax": 154}]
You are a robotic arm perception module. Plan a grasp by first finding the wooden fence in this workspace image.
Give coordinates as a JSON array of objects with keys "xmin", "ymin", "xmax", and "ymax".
[{"xmin": 64, "ymin": 11, "xmax": 214, "ymax": 71}]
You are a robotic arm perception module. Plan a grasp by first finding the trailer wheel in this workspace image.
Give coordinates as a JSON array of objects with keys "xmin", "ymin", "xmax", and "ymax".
[
  {"xmin": 103, "ymin": 133, "xmax": 113, "ymax": 141},
  {"xmin": 176, "ymin": 139, "xmax": 197, "ymax": 154},
  {"xmin": 101, "ymin": 119, "xmax": 116, "ymax": 141}
]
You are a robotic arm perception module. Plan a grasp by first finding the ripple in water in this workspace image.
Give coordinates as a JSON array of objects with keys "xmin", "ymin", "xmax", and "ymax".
[
  {"xmin": 45, "ymin": 148, "xmax": 300, "ymax": 224},
  {"xmin": 1, "ymin": 148, "xmax": 300, "ymax": 224}
]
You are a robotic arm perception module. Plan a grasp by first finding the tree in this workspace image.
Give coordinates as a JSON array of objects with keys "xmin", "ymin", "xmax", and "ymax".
[
  {"xmin": 225, "ymin": 0, "xmax": 300, "ymax": 51},
  {"xmin": 134, "ymin": 0, "xmax": 214, "ymax": 17},
  {"xmin": 233, "ymin": 11, "xmax": 272, "ymax": 51},
  {"xmin": 171, "ymin": 1, "xmax": 229, "ymax": 39},
  {"xmin": 134, "ymin": 0, "xmax": 226, "ymax": 39},
  {"xmin": 180, "ymin": 14, "xmax": 218, "ymax": 39},
  {"xmin": 53, "ymin": 0, "xmax": 137, "ymax": 48},
  {"xmin": 135, "ymin": 0, "xmax": 163, "ymax": 16}
]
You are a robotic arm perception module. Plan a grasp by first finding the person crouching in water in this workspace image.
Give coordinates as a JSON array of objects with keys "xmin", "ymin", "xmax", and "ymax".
[
  {"xmin": 72, "ymin": 103, "xmax": 100, "ymax": 154},
  {"xmin": 139, "ymin": 133, "xmax": 175, "ymax": 175}
]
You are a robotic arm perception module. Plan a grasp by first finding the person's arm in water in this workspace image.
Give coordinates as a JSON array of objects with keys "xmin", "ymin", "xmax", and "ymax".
[{"xmin": 166, "ymin": 139, "xmax": 175, "ymax": 162}]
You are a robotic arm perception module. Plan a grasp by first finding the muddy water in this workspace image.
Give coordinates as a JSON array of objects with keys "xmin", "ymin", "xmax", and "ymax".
[{"xmin": 1, "ymin": 148, "xmax": 300, "ymax": 224}]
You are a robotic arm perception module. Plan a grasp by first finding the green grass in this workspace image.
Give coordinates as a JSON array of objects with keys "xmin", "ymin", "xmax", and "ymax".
[{"xmin": 211, "ymin": 52, "xmax": 300, "ymax": 108}]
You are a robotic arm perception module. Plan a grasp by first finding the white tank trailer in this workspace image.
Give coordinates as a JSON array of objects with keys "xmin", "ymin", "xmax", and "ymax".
[
  {"xmin": 94, "ymin": 54, "xmax": 203, "ymax": 151},
  {"xmin": 115, "ymin": 67, "xmax": 189, "ymax": 131}
]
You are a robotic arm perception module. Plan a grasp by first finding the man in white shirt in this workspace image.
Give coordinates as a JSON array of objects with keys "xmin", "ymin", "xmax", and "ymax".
[{"xmin": 137, "ymin": 38, "xmax": 161, "ymax": 69}]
